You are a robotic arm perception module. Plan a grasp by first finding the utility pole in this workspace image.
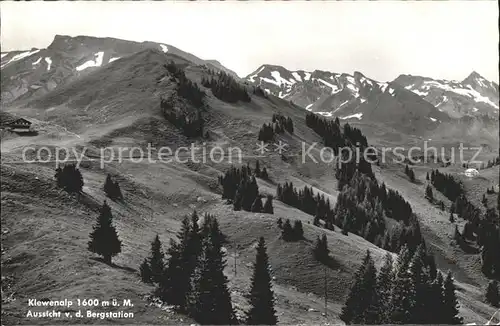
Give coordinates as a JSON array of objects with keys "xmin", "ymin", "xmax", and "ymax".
[
  {"xmin": 234, "ymin": 251, "xmax": 237, "ymax": 277},
  {"xmin": 324, "ymin": 264, "xmax": 328, "ymax": 318}
]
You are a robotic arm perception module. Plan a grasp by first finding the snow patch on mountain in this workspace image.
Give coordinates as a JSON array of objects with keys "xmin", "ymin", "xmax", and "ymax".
[
  {"xmin": 45, "ymin": 57, "xmax": 52, "ymax": 71},
  {"xmin": 109, "ymin": 57, "xmax": 120, "ymax": 63},
  {"xmin": 160, "ymin": 44, "xmax": 169, "ymax": 53},
  {"xmin": 76, "ymin": 52, "xmax": 104, "ymax": 71},
  {"xmin": 340, "ymin": 113, "xmax": 363, "ymax": 120},
  {"xmin": 423, "ymin": 80, "xmax": 499, "ymax": 109},
  {"xmin": 1, "ymin": 53, "xmax": 7, "ymax": 59},
  {"xmin": 429, "ymin": 117, "xmax": 437, "ymax": 122},
  {"xmin": 292, "ymin": 72, "xmax": 302, "ymax": 82},
  {"xmin": 333, "ymin": 100, "xmax": 349, "ymax": 113},
  {"xmin": 32, "ymin": 57, "xmax": 42, "ymax": 65},
  {"xmin": 247, "ymin": 66, "xmax": 265, "ymax": 83},
  {"xmin": 317, "ymin": 78, "xmax": 339, "ymax": 94},
  {"xmin": 412, "ymin": 89, "xmax": 429, "ymax": 97},
  {"xmin": 306, "ymin": 103, "xmax": 314, "ymax": 111},
  {"xmin": 2, "ymin": 49, "xmax": 40, "ymax": 68},
  {"xmin": 346, "ymin": 83, "xmax": 360, "ymax": 97},
  {"xmin": 304, "ymin": 72, "xmax": 311, "ymax": 81},
  {"xmin": 271, "ymin": 71, "xmax": 294, "ymax": 86},
  {"xmin": 436, "ymin": 96, "xmax": 448, "ymax": 107}
]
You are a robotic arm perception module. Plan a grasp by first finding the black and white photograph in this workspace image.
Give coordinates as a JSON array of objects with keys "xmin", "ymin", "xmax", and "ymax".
[{"xmin": 1, "ymin": 1, "xmax": 499, "ymax": 325}]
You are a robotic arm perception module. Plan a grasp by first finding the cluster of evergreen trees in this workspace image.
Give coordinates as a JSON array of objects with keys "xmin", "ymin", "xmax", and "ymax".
[
  {"xmin": 478, "ymin": 208, "xmax": 500, "ymax": 278},
  {"xmin": 305, "ymin": 113, "xmax": 368, "ymax": 151},
  {"xmin": 404, "ymin": 164, "xmax": 416, "ymax": 182},
  {"xmin": 272, "ymin": 113, "xmax": 294, "ymax": 133},
  {"xmin": 140, "ymin": 211, "xmax": 278, "ymax": 325},
  {"xmin": 88, "ymin": 201, "xmax": 122, "ymax": 265},
  {"xmin": 219, "ymin": 164, "xmax": 273, "ymax": 213},
  {"xmin": 149, "ymin": 212, "xmax": 236, "ymax": 323},
  {"xmin": 451, "ymin": 192, "xmax": 500, "ymax": 278},
  {"xmin": 430, "ymin": 169, "xmax": 464, "ymax": 202},
  {"xmin": 276, "ymin": 182, "xmax": 333, "ymax": 224},
  {"xmin": 201, "ymin": 70, "xmax": 251, "ymax": 103},
  {"xmin": 253, "ymin": 160, "xmax": 269, "ymax": 180},
  {"xmin": 55, "ymin": 164, "xmax": 84, "ymax": 193},
  {"xmin": 335, "ymin": 153, "xmax": 374, "ymax": 191},
  {"xmin": 165, "ymin": 61, "xmax": 205, "ymax": 108},
  {"xmin": 103, "ymin": 174, "xmax": 123, "ymax": 200},
  {"xmin": 160, "ymin": 96, "xmax": 205, "ymax": 138},
  {"xmin": 341, "ymin": 247, "xmax": 463, "ymax": 325},
  {"xmin": 257, "ymin": 113, "xmax": 294, "ymax": 142},
  {"xmin": 484, "ymin": 156, "xmax": 500, "ymax": 169},
  {"xmin": 333, "ymin": 171, "xmax": 422, "ymax": 253},
  {"xmin": 277, "ymin": 218, "xmax": 304, "ymax": 241}
]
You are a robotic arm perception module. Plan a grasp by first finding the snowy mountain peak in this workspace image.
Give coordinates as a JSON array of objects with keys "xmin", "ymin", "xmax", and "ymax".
[{"xmin": 393, "ymin": 73, "xmax": 498, "ymax": 118}]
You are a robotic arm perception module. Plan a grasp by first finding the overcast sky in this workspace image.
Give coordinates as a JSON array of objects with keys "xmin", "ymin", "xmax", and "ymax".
[{"xmin": 1, "ymin": 1, "xmax": 498, "ymax": 82}]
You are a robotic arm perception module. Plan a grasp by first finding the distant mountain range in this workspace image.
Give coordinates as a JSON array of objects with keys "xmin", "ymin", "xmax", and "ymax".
[
  {"xmin": 1, "ymin": 35, "xmax": 498, "ymax": 139},
  {"xmin": 244, "ymin": 64, "xmax": 499, "ymax": 122}
]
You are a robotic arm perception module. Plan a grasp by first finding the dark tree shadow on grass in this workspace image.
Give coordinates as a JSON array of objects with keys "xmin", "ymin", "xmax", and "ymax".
[{"xmin": 90, "ymin": 257, "xmax": 136, "ymax": 274}]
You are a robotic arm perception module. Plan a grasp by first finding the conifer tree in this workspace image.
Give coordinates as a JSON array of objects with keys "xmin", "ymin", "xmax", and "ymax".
[
  {"xmin": 340, "ymin": 250, "xmax": 380, "ymax": 324},
  {"xmin": 409, "ymin": 169, "xmax": 415, "ymax": 182},
  {"xmin": 282, "ymin": 219, "xmax": 294, "ymax": 241},
  {"xmin": 139, "ymin": 258, "xmax": 152, "ymax": 283},
  {"xmin": 377, "ymin": 252, "xmax": 394, "ymax": 323},
  {"xmin": 148, "ymin": 235, "xmax": 165, "ymax": 283},
  {"xmin": 390, "ymin": 246, "xmax": 415, "ymax": 324},
  {"xmin": 277, "ymin": 217, "xmax": 283, "ymax": 229},
  {"xmin": 246, "ymin": 237, "xmax": 278, "ymax": 325},
  {"xmin": 233, "ymin": 188, "xmax": 243, "ymax": 211},
  {"xmin": 428, "ymin": 271, "xmax": 445, "ymax": 324},
  {"xmin": 425, "ymin": 184, "xmax": 434, "ymax": 202},
  {"xmin": 442, "ymin": 271, "xmax": 463, "ymax": 324},
  {"xmin": 261, "ymin": 167, "xmax": 269, "ymax": 180},
  {"xmin": 55, "ymin": 164, "xmax": 84, "ymax": 193},
  {"xmin": 263, "ymin": 195, "xmax": 274, "ymax": 214},
  {"xmin": 255, "ymin": 160, "xmax": 261, "ymax": 177},
  {"xmin": 409, "ymin": 245, "xmax": 431, "ymax": 324},
  {"xmin": 104, "ymin": 174, "xmax": 123, "ymax": 200},
  {"xmin": 313, "ymin": 234, "xmax": 329, "ymax": 262},
  {"xmin": 293, "ymin": 220, "xmax": 304, "ymax": 240},
  {"xmin": 88, "ymin": 201, "xmax": 122, "ymax": 264},
  {"xmin": 485, "ymin": 280, "xmax": 499, "ymax": 307},
  {"xmin": 251, "ymin": 196, "xmax": 263, "ymax": 212}
]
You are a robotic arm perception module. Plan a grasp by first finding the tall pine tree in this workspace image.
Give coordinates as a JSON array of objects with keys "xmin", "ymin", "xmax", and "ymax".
[
  {"xmin": 442, "ymin": 271, "xmax": 463, "ymax": 324},
  {"xmin": 377, "ymin": 253, "xmax": 394, "ymax": 323},
  {"xmin": 148, "ymin": 235, "xmax": 165, "ymax": 283},
  {"xmin": 87, "ymin": 201, "xmax": 122, "ymax": 264},
  {"xmin": 246, "ymin": 237, "xmax": 278, "ymax": 325}
]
